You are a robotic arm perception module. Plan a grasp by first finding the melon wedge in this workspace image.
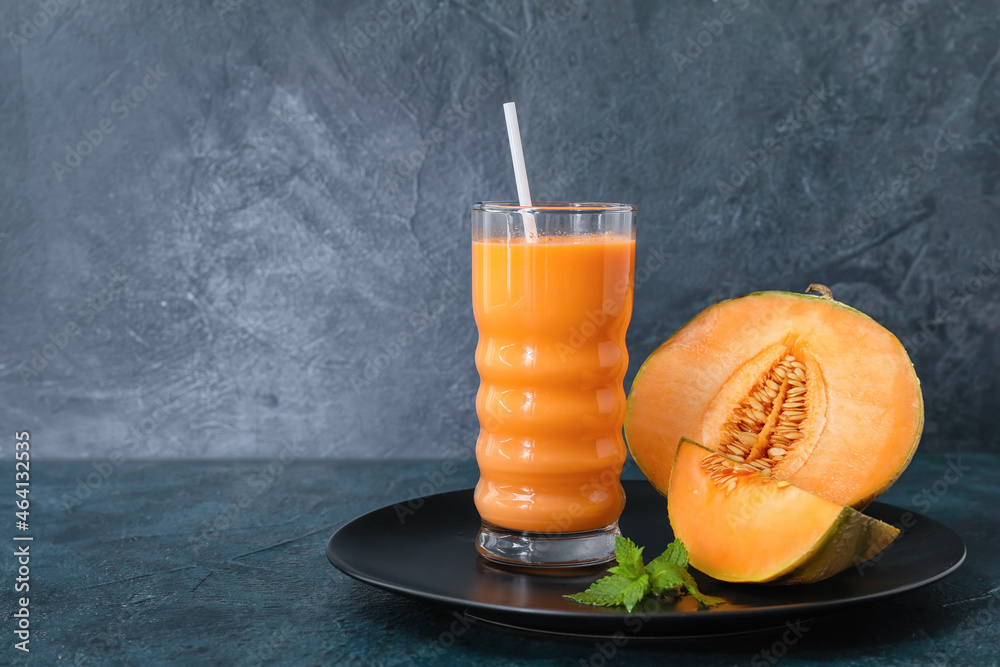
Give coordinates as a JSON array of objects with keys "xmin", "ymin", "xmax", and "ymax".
[
  {"xmin": 626, "ymin": 288, "xmax": 923, "ymax": 509},
  {"xmin": 668, "ymin": 438, "xmax": 899, "ymax": 584}
]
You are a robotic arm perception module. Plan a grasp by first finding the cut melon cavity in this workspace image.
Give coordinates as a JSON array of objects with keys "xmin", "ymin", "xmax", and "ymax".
[{"xmin": 668, "ymin": 438, "xmax": 900, "ymax": 584}]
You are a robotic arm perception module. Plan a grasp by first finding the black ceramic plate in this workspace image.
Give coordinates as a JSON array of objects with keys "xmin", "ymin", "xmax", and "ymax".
[{"xmin": 327, "ymin": 481, "xmax": 965, "ymax": 637}]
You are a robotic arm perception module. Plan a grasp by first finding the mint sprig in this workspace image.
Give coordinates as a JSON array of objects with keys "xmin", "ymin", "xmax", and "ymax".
[{"xmin": 565, "ymin": 536, "xmax": 723, "ymax": 612}]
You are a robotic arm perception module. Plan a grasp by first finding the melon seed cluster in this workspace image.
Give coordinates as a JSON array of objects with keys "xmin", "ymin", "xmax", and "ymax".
[{"xmin": 701, "ymin": 353, "xmax": 809, "ymax": 493}]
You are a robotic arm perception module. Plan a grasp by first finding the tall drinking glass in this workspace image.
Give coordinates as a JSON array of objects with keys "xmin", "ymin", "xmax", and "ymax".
[{"xmin": 472, "ymin": 202, "xmax": 637, "ymax": 566}]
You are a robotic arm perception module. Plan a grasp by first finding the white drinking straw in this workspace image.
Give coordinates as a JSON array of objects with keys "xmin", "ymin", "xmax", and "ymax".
[{"xmin": 503, "ymin": 102, "xmax": 538, "ymax": 240}]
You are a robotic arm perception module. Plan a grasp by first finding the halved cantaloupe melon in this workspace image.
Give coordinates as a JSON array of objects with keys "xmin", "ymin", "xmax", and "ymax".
[
  {"xmin": 626, "ymin": 287, "xmax": 923, "ymax": 509},
  {"xmin": 668, "ymin": 438, "xmax": 899, "ymax": 584}
]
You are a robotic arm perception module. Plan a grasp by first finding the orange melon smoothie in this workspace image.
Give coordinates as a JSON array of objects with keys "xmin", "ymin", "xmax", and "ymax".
[{"xmin": 472, "ymin": 234, "xmax": 636, "ymax": 538}]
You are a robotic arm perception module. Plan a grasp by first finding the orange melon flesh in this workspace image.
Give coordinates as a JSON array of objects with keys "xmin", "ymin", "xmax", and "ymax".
[
  {"xmin": 668, "ymin": 438, "xmax": 900, "ymax": 584},
  {"xmin": 625, "ymin": 290, "xmax": 923, "ymax": 509}
]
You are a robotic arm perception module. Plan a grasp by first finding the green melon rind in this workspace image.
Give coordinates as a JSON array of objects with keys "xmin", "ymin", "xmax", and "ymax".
[
  {"xmin": 624, "ymin": 289, "xmax": 924, "ymax": 507},
  {"xmin": 766, "ymin": 506, "xmax": 900, "ymax": 585}
]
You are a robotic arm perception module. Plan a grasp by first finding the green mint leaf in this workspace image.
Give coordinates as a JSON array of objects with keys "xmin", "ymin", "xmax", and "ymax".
[
  {"xmin": 565, "ymin": 572, "xmax": 649, "ymax": 611},
  {"xmin": 565, "ymin": 537, "xmax": 723, "ymax": 611},
  {"xmin": 644, "ymin": 540, "xmax": 689, "ymax": 591},
  {"xmin": 647, "ymin": 561, "xmax": 687, "ymax": 596},
  {"xmin": 677, "ymin": 569, "xmax": 725, "ymax": 608},
  {"xmin": 646, "ymin": 538, "xmax": 689, "ymax": 571},
  {"xmin": 645, "ymin": 539, "xmax": 691, "ymax": 596},
  {"xmin": 606, "ymin": 535, "xmax": 645, "ymax": 580},
  {"xmin": 620, "ymin": 574, "xmax": 650, "ymax": 612}
]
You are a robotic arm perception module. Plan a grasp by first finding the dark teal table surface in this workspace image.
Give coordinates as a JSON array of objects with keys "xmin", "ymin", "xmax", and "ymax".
[{"xmin": 4, "ymin": 453, "xmax": 998, "ymax": 666}]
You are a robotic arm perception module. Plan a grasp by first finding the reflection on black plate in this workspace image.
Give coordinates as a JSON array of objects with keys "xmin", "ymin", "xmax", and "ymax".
[{"xmin": 326, "ymin": 481, "xmax": 965, "ymax": 637}]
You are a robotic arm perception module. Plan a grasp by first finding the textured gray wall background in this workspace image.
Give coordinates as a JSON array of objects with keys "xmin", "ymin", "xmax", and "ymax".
[{"xmin": 1, "ymin": 0, "xmax": 998, "ymax": 458}]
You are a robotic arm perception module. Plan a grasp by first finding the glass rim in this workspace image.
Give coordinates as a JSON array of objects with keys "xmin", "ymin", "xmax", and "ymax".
[{"xmin": 473, "ymin": 201, "xmax": 636, "ymax": 214}]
